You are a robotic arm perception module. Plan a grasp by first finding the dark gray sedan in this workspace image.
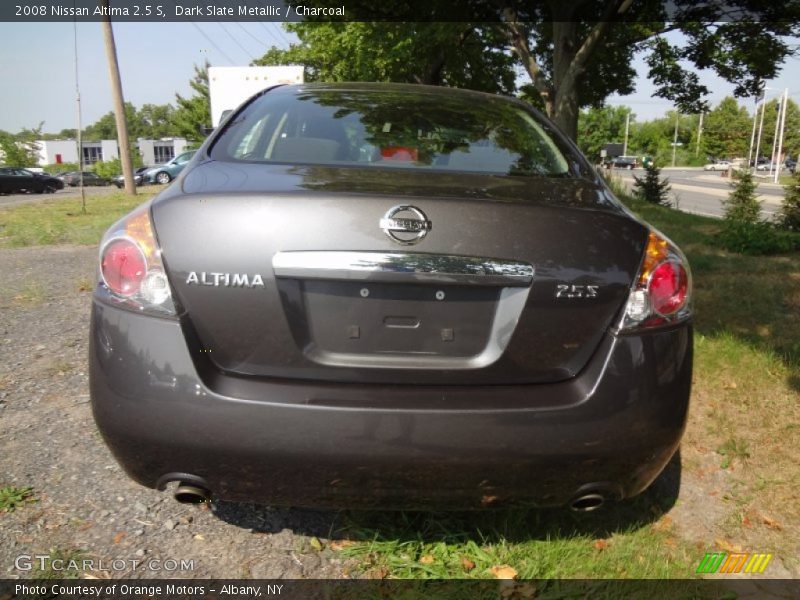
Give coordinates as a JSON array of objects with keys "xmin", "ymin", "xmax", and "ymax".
[
  {"xmin": 0, "ymin": 167, "xmax": 64, "ymax": 194},
  {"xmin": 90, "ymin": 83, "xmax": 692, "ymax": 511}
]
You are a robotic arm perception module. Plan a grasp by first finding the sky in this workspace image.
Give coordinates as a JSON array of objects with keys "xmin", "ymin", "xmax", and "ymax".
[{"xmin": 0, "ymin": 21, "xmax": 798, "ymax": 134}]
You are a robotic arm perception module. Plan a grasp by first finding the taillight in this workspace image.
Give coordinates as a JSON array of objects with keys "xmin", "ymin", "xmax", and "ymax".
[
  {"xmin": 649, "ymin": 260, "xmax": 688, "ymax": 316},
  {"xmin": 97, "ymin": 201, "xmax": 177, "ymax": 316},
  {"xmin": 617, "ymin": 229, "xmax": 691, "ymax": 331},
  {"xmin": 101, "ymin": 239, "xmax": 146, "ymax": 297}
]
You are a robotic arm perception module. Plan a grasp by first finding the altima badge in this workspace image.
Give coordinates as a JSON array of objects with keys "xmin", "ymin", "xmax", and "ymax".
[
  {"xmin": 186, "ymin": 271, "xmax": 265, "ymax": 288},
  {"xmin": 379, "ymin": 205, "xmax": 432, "ymax": 245}
]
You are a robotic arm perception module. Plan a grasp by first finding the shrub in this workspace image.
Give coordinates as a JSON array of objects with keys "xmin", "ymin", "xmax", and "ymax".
[
  {"xmin": 717, "ymin": 219, "xmax": 800, "ymax": 255},
  {"xmin": 722, "ymin": 169, "xmax": 761, "ymax": 223},
  {"xmin": 632, "ymin": 163, "xmax": 671, "ymax": 206},
  {"xmin": 779, "ymin": 169, "xmax": 800, "ymax": 232},
  {"xmin": 92, "ymin": 158, "xmax": 122, "ymax": 180}
]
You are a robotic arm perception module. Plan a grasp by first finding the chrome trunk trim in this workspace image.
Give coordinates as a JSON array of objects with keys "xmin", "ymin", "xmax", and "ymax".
[{"xmin": 272, "ymin": 251, "xmax": 534, "ymax": 287}]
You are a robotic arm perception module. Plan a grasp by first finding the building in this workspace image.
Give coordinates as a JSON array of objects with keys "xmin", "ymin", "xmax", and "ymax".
[
  {"xmin": 137, "ymin": 138, "xmax": 190, "ymax": 167},
  {"xmin": 34, "ymin": 138, "xmax": 188, "ymax": 167}
]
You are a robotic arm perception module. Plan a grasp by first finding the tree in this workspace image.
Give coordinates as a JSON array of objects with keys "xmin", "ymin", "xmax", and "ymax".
[
  {"xmin": 255, "ymin": 22, "xmax": 516, "ymax": 93},
  {"xmin": 171, "ymin": 62, "xmax": 211, "ymax": 143},
  {"xmin": 83, "ymin": 102, "xmax": 139, "ymax": 140},
  {"xmin": 273, "ymin": 2, "xmax": 799, "ymax": 141},
  {"xmin": 0, "ymin": 124, "xmax": 42, "ymax": 167},
  {"xmin": 757, "ymin": 98, "xmax": 800, "ymax": 162},
  {"xmin": 702, "ymin": 97, "xmax": 753, "ymax": 159},
  {"xmin": 139, "ymin": 103, "xmax": 176, "ymax": 139},
  {"xmin": 633, "ymin": 162, "xmax": 671, "ymax": 206},
  {"xmin": 723, "ymin": 170, "xmax": 761, "ymax": 223},
  {"xmin": 576, "ymin": 105, "xmax": 632, "ymax": 161}
]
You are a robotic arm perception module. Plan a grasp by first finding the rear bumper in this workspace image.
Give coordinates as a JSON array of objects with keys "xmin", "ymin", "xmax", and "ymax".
[{"xmin": 89, "ymin": 301, "xmax": 692, "ymax": 509}]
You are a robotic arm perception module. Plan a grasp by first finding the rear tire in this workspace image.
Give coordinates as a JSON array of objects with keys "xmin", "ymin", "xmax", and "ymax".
[{"xmin": 156, "ymin": 172, "xmax": 172, "ymax": 184}]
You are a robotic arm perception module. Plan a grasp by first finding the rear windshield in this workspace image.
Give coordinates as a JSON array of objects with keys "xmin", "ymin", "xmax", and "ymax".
[{"xmin": 210, "ymin": 88, "xmax": 571, "ymax": 177}]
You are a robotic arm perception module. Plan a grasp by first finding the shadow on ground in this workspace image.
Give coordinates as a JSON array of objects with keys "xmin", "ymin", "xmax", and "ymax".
[{"xmin": 211, "ymin": 451, "xmax": 681, "ymax": 544}]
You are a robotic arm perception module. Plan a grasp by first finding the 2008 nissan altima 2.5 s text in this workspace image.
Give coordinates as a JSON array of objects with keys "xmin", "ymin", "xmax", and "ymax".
[{"xmin": 90, "ymin": 83, "xmax": 692, "ymax": 511}]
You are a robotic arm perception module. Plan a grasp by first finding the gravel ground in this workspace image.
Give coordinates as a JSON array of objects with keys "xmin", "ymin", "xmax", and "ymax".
[{"xmin": 0, "ymin": 245, "xmax": 354, "ymax": 579}]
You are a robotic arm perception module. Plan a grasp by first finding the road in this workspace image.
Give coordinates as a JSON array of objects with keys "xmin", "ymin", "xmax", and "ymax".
[{"xmin": 612, "ymin": 167, "xmax": 786, "ymax": 220}]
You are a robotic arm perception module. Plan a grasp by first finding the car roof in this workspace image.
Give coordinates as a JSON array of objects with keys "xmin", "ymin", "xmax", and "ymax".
[{"xmin": 268, "ymin": 81, "xmax": 531, "ymax": 108}]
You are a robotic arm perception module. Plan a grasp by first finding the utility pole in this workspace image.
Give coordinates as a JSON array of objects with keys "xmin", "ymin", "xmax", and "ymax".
[
  {"xmin": 754, "ymin": 91, "xmax": 768, "ymax": 170},
  {"xmin": 774, "ymin": 88, "xmax": 789, "ymax": 184},
  {"xmin": 622, "ymin": 111, "xmax": 630, "ymax": 156},
  {"xmin": 73, "ymin": 18, "xmax": 86, "ymax": 213},
  {"xmin": 101, "ymin": 0, "xmax": 136, "ymax": 196},
  {"xmin": 769, "ymin": 94, "xmax": 782, "ymax": 178},
  {"xmin": 695, "ymin": 112, "xmax": 704, "ymax": 157},
  {"xmin": 671, "ymin": 112, "xmax": 679, "ymax": 167},
  {"xmin": 747, "ymin": 96, "xmax": 759, "ymax": 169}
]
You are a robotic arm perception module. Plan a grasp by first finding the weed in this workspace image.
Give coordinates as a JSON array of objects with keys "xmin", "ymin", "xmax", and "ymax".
[
  {"xmin": 0, "ymin": 485, "xmax": 36, "ymax": 512},
  {"xmin": 717, "ymin": 438, "xmax": 751, "ymax": 469}
]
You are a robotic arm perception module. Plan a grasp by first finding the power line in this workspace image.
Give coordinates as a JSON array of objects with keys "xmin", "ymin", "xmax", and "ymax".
[
  {"xmin": 217, "ymin": 21, "xmax": 256, "ymax": 62},
  {"xmin": 189, "ymin": 21, "xmax": 235, "ymax": 65},
  {"xmin": 234, "ymin": 22, "xmax": 269, "ymax": 50},
  {"xmin": 270, "ymin": 22, "xmax": 292, "ymax": 47}
]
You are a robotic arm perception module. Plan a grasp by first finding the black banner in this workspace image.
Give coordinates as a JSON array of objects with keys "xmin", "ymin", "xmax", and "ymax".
[
  {"xmin": 2, "ymin": 579, "xmax": 800, "ymax": 600},
  {"xmin": 1, "ymin": 0, "xmax": 798, "ymax": 23}
]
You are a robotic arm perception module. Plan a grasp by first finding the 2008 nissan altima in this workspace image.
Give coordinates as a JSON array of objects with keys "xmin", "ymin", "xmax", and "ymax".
[{"xmin": 89, "ymin": 83, "xmax": 692, "ymax": 511}]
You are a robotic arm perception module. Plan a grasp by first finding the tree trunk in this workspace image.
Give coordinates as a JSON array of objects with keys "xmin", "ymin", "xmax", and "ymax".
[{"xmin": 551, "ymin": 20, "xmax": 579, "ymax": 140}]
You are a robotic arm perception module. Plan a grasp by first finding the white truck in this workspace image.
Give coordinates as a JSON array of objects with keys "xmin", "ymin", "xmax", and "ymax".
[{"xmin": 208, "ymin": 65, "xmax": 304, "ymax": 128}]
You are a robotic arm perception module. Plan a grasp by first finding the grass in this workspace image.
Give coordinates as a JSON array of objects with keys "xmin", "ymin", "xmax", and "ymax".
[
  {"xmin": 31, "ymin": 547, "xmax": 87, "ymax": 580},
  {"xmin": 0, "ymin": 485, "xmax": 36, "ymax": 512},
  {"xmin": 1, "ymin": 187, "xmax": 798, "ymax": 580},
  {"xmin": 0, "ymin": 189, "xmax": 155, "ymax": 247}
]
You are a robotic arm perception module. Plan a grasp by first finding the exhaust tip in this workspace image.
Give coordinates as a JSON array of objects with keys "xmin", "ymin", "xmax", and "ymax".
[
  {"xmin": 570, "ymin": 492, "xmax": 605, "ymax": 513},
  {"xmin": 174, "ymin": 483, "xmax": 211, "ymax": 504}
]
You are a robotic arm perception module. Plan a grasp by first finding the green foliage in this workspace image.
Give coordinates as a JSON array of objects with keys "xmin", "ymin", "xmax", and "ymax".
[
  {"xmin": 716, "ymin": 170, "xmax": 800, "ymax": 254},
  {"xmin": 91, "ymin": 152, "xmax": 142, "ymax": 179},
  {"xmin": 632, "ymin": 163, "xmax": 671, "ymax": 206},
  {"xmin": 779, "ymin": 169, "xmax": 800, "ymax": 232},
  {"xmin": 723, "ymin": 169, "xmax": 761, "ymax": 223},
  {"xmin": 0, "ymin": 125, "xmax": 42, "ymax": 167},
  {"xmin": 702, "ymin": 97, "xmax": 752, "ymax": 159},
  {"xmin": 0, "ymin": 486, "xmax": 36, "ymax": 512},
  {"xmin": 256, "ymin": 23, "xmax": 516, "ymax": 93},
  {"xmin": 43, "ymin": 162, "xmax": 79, "ymax": 175},
  {"xmin": 757, "ymin": 98, "xmax": 800, "ymax": 160},
  {"xmin": 171, "ymin": 62, "xmax": 211, "ymax": 143},
  {"xmin": 83, "ymin": 102, "xmax": 177, "ymax": 141},
  {"xmin": 717, "ymin": 220, "xmax": 800, "ymax": 255},
  {"xmin": 576, "ymin": 106, "xmax": 633, "ymax": 161},
  {"xmin": 92, "ymin": 159, "xmax": 121, "ymax": 179}
]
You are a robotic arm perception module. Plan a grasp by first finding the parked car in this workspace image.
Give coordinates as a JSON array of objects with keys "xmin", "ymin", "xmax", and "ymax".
[
  {"xmin": 703, "ymin": 160, "xmax": 730, "ymax": 171},
  {"xmin": 112, "ymin": 166, "xmax": 152, "ymax": 189},
  {"xmin": 755, "ymin": 162, "xmax": 781, "ymax": 172},
  {"xmin": 607, "ymin": 155, "xmax": 639, "ymax": 169},
  {"xmin": 90, "ymin": 83, "xmax": 693, "ymax": 511},
  {"xmin": 62, "ymin": 171, "xmax": 110, "ymax": 187},
  {"xmin": 143, "ymin": 151, "xmax": 196, "ymax": 184},
  {"xmin": 0, "ymin": 167, "xmax": 64, "ymax": 194}
]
